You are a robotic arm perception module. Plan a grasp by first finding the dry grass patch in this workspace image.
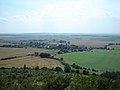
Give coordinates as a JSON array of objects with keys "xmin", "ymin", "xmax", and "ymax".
[{"xmin": 0, "ymin": 56, "xmax": 64, "ymax": 69}]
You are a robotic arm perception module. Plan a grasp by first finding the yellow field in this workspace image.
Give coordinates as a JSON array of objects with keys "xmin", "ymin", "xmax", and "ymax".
[
  {"xmin": 0, "ymin": 47, "xmax": 58, "ymax": 59},
  {"xmin": 0, "ymin": 56, "xmax": 64, "ymax": 69},
  {"xmin": 0, "ymin": 47, "xmax": 63, "ymax": 69}
]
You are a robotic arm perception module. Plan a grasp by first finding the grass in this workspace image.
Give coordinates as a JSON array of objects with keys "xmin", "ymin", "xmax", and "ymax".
[{"xmin": 56, "ymin": 50, "xmax": 120, "ymax": 71}]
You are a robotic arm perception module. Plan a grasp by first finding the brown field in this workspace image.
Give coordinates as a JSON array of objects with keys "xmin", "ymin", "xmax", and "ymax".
[
  {"xmin": 0, "ymin": 42, "xmax": 14, "ymax": 45},
  {"xmin": 69, "ymin": 40, "xmax": 120, "ymax": 48},
  {"xmin": 0, "ymin": 47, "xmax": 58, "ymax": 59},
  {"xmin": 0, "ymin": 47, "xmax": 63, "ymax": 69},
  {"xmin": 0, "ymin": 56, "xmax": 64, "ymax": 69},
  {"xmin": 110, "ymin": 45, "xmax": 120, "ymax": 50}
]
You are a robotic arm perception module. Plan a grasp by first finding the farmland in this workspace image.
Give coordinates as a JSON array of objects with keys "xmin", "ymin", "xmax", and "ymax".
[
  {"xmin": 0, "ymin": 34, "xmax": 120, "ymax": 90},
  {"xmin": 69, "ymin": 39, "xmax": 119, "ymax": 48},
  {"xmin": 0, "ymin": 56, "xmax": 64, "ymax": 69},
  {"xmin": 56, "ymin": 50, "xmax": 120, "ymax": 71},
  {"xmin": 0, "ymin": 47, "xmax": 63, "ymax": 69},
  {"xmin": 0, "ymin": 47, "xmax": 58, "ymax": 59}
]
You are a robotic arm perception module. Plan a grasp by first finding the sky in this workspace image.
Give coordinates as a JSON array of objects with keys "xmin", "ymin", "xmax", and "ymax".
[{"xmin": 0, "ymin": 0, "xmax": 120, "ymax": 34}]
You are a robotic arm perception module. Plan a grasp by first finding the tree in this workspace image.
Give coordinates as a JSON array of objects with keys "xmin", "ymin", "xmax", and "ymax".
[
  {"xmin": 35, "ymin": 52, "xmax": 39, "ymax": 56},
  {"xmin": 64, "ymin": 64, "xmax": 71, "ymax": 73},
  {"xmin": 40, "ymin": 53, "xmax": 51, "ymax": 58},
  {"xmin": 97, "ymin": 79, "xmax": 111, "ymax": 90},
  {"xmin": 60, "ymin": 58, "xmax": 63, "ymax": 61},
  {"xmin": 54, "ymin": 67, "xmax": 63, "ymax": 72},
  {"xmin": 83, "ymin": 70, "xmax": 89, "ymax": 75},
  {"xmin": 35, "ymin": 66, "xmax": 39, "ymax": 70},
  {"xmin": 71, "ymin": 63, "xmax": 80, "ymax": 69},
  {"xmin": 23, "ymin": 64, "xmax": 27, "ymax": 69}
]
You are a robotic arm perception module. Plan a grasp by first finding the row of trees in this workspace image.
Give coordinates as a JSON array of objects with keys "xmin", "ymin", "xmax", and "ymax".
[{"xmin": 30, "ymin": 52, "xmax": 51, "ymax": 58}]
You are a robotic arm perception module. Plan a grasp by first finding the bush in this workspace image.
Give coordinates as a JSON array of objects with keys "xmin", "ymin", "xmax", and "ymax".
[
  {"xmin": 40, "ymin": 53, "xmax": 51, "ymax": 58},
  {"xmin": 75, "ymin": 69, "xmax": 80, "ymax": 74},
  {"xmin": 71, "ymin": 63, "xmax": 80, "ymax": 69},
  {"xmin": 92, "ymin": 68, "xmax": 98, "ymax": 72},
  {"xmin": 35, "ymin": 66, "xmax": 39, "ymax": 70},
  {"xmin": 54, "ymin": 67, "xmax": 63, "ymax": 72},
  {"xmin": 92, "ymin": 73, "xmax": 97, "ymax": 75},
  {"xmin": 100, "ymin": 72, "xmax": 120, "ymax": 80},
  {"xmin": 60, "ymin": 58, "xmax": 63, "ymax": 60},
  {"xmin": 83, "ymin": 70, "xmax": 89, "ymax": 75},
  {"xmin": 97, "ymin": 79, "xmax": 111, "ymax": 90},
  {"xmin": 64, "ymin": 64, "xmax": 71, "ymax": 73},
  {"xmin": 41, "ymin": 67, "xmax": 48, "ymax": 70},
  {"xmin": 23, "ymin": 64, "xmax": 27, "ymax": 69}
]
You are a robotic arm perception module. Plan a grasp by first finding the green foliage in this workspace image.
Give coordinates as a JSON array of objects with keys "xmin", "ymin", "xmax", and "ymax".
[
  {"xmin": 71, "ymin": 63, "xmax": 81, "ymax": 69},
  {"xmin": 83, "ymin": 70, "xmax": 89, "ymax": 75},
  {"xmin": 43, "ymin": 75, "xmax": 71, "ymax": 90},
  {"xmin": 35, "ymin": 66, "xmax": 39, "ymax": 70},
  {"xmin": 0, "ymin": 68, "xmax": 120, "ymax": 90},
  {"xmin": 23, "ymin": 64, "xmax": 27, "ymax": 69},
  {"xmin": 54, "ymin": 67, "xmax": 63, "ymax": 72},
  {"xmin": 40, "ymin": 53, "xmax": 51, "ymax": 58},
  {"xmin": 64, "ymin": 64, "xmax": 71, "ymax": 73},
  {"xmin": 97, "ymin": 79, "xmax": 111, "ymax": 90},
  {"xmin": 66, "ymin": 76, "xmax": 98, "ymax": 90},
  {"xmin": 60, "ymin": 58, "xmax": 63, "ymax": 60},
  {"xmin": 100, "ymin": 72, "xmax": 120, "ymax": 80}
]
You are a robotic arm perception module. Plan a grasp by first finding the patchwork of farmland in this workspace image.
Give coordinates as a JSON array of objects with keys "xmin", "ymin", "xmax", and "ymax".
[
  {"xmin": 56, "ymin": 50, "xmax": 120, "ymax": 71},
  {"xmin": 0, "ymin": 47, "xmax": 64, "ymax": 69},
  {"xmin": 69, "ymin": 39, "xmax": 120, "ymax": 48},
  {"xmin": 0, "ymin": 47, "xmax": 58, "ymax": 59}
]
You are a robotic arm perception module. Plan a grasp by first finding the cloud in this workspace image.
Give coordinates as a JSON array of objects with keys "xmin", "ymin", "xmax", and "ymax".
[{"xmin": 0, "ymin": 0, "xmax": 120, "ymax": 33}]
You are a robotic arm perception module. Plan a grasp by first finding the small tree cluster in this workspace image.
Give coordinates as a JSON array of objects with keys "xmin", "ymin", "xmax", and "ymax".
[{"xmin": 64, "ymin": 64, "xmax": 71, "ymax": 73}]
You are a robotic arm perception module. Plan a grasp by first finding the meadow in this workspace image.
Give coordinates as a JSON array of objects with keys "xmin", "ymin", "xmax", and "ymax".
[{"xmin": 56, "ymin": 50, "xmax": 120, "ymax": 71}]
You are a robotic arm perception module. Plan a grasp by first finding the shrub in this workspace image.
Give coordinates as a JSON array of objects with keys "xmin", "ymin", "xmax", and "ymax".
[
  {"xmin": 54, "ymin": 67, "xmax": 63, "ymax": 72},
  {"xmin": 40, "ymin": 53, "xmax": 51, "ymax": 58},
  {"xmin": 35, "ymin": 66, "xmax": 39, "ymax": 70},
  {"xmin": 83, "ymin": 70, "xmax": 89, "ymax": 75},
  {"xmin": 64, "ymin": 64, "xmax": 71, "ymax": 73},
  {"xmin": 97, "ymin": 79, "xmax": 111, "ymax": 90}
]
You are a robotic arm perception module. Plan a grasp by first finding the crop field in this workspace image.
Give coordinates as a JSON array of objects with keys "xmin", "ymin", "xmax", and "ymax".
[
  {"xmin": 0, "ymin": 56, "xmax": 64, "ymax": 69},
  {"xmin": 0, "ymin": 47, "xmax": 63, "ymax": 69},
  {"xmin": 0, "ymin": 47, "xmax": 58, "ymax": 59},
  {"xmin": 56, "ymin": 50, "xmax": 120, "ymax": 71},
  {"xmin": 110, "ymin": 45, "xmax": 120, "ymax": 50},
  {"xmin": 69, "ymin": 39, "xmax": 120, "ymax": 48}
]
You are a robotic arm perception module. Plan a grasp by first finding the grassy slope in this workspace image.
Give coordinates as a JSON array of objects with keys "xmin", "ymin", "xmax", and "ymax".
[{"xmin": 56, "ymin": 50, "xmax": 120, "ymax": 71}]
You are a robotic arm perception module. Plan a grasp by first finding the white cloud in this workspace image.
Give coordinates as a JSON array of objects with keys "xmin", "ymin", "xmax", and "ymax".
[{"xmin": 0, "ymin": 0, "xmax": 120, "ymax": 33}]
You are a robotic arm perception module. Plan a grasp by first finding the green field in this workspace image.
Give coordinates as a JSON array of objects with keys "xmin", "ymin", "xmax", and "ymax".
[{"xmin": 56, "ymin": 50, "xmax": 120, "ymax": 71}]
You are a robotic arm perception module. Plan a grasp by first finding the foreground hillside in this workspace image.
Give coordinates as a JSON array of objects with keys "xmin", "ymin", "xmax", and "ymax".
[
  {"xmin": 56, "ymin": 50, "xmax": 120, "ymax": 71},
  {"xmin": 0, "ymin": 68, "xmax": 120, "ymax": 90}
]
